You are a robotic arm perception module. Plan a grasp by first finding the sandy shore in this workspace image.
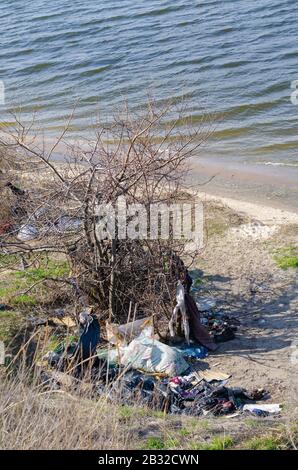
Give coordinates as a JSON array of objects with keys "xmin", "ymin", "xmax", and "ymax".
[
  {"xmin": 192, "ymin": 189, "xmax": 298, "ymax": 411},
  {"xmin": 189, "ymin": 156, "xmax": 298, "ymax": 213},
  {"xmin": 20, "ymin": 150, "xmax": 298, "ymax": 226},
  {"xmin": 197, "ymin": 191, "xmax": 298, "ymax": 226}
]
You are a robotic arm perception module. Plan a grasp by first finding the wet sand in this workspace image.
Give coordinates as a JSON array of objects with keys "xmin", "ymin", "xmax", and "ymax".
[{"xmin": 189, "ymin": 156, "xmax": 298, "ymax": 213}]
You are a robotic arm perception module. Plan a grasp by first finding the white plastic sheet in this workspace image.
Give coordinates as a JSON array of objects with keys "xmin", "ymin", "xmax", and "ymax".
[
  {"xmin": 120, "ymin": 327, "xmax": 189, "ymax": 376},
  {"xmin": 243, "ymin": 404, "xmax": 281, "ymax": 414}
]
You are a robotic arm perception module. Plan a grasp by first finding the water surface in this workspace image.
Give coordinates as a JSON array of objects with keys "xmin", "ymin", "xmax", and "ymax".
[{"xmin": 0, "ymin": 0, "xmax": 298, "ymax": 168}]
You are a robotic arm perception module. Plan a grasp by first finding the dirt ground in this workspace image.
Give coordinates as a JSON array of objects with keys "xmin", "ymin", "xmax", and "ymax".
[
  {"xmin": 129, "ymin": 201, "xmax": 298, "ymax": 449},
  {"xmin": 194, "ymin": 198, "xmax": 298, "ymax": 414}
]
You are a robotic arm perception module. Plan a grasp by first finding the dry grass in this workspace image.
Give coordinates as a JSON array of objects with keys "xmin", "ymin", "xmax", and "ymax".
[
  {"xmin": 1, "ymin": 356, "xmax": 298, "ymax": 451},
  {"xmin": 0, "ymin": 367, "xmax": 134, "ymax": 450}
]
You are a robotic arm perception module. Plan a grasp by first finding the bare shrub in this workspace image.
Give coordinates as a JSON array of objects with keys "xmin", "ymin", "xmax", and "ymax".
[{"xmin": 0, "ymin": 100, "xmax": 212, "ymax": 327}]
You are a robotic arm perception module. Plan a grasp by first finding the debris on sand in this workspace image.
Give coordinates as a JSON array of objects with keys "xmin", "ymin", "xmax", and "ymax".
[{"xmin": 39, "ymin": 302, "xmax": 275, "ymax": 419}]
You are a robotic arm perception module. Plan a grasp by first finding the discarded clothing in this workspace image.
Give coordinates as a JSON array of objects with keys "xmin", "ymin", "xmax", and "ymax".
[
  {"xmin": 104, "ymin": 370, "xmax": 183, "ymax": 413},
  {"xmin": 76, "ymin": 313, "xmax": 100, "ymax": 362},
  {"xmin": 43, "ymin": 346, "xmax": 272, "ymax": 418},
  {"xmin": 200, "ymin": 313, "xmax": 239, "ymax": 343},
  {"xmin": 166, "ymin": 379, "xmax": 270, "ymax": 417},
  {"xmin": 210, "ymin": 320, "xmax": 236, "ymax": 343},
  {"xmin": 169, "ymin": 281, "xmax": 190, "ymax": 344},
  {"xmin": 185, "ymin": 294, "xmax": 217, "ymax": 351}
]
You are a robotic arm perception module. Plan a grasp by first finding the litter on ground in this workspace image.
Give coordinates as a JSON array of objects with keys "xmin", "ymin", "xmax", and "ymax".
[{"xmin": 39, "ymin": 279, "xmax": 279, "ymax": 419}]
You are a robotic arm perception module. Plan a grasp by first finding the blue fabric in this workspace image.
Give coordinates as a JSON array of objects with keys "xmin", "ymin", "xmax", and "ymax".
[{"xmin": 78, "ymin": 316, "xmax": 100, "ymax": 360}]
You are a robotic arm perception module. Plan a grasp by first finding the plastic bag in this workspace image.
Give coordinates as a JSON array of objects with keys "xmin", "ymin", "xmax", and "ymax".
[
  {"xmin": 120, "ymin": 328, "xmax": 189, "ymax": 376},
  {"xmin": 106, "ymin": 317, "xmax": 152, "ymax": 346},
  {"xmin": 243, "ymin": 404, "xmax": 281, "ymax": 414},
  {"xmin": 17, "ymin": 224, "xmax": 38, "ymax": 241}
]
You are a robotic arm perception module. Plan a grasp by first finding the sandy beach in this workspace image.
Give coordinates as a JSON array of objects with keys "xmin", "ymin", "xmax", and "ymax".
[
  {"xmin": 190, "ymin": 190, "xmax": 298, "ymax": 423},
  {"xmin": 198, "ymin": 191, "xmax": 298, "ymax": 226},
  {"xmin": 190, "ymin": 156, "xmax": 298, "ymax": 213}
]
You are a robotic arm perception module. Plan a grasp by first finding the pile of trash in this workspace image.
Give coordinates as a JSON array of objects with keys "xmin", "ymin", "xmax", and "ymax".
[
  {"xmin": 2, "ymin": 181, "xmax": 281, "ymax": 419},
  {"xmin": 40, "ymin": 308, "xmax": 281, "ymax": 419}
]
